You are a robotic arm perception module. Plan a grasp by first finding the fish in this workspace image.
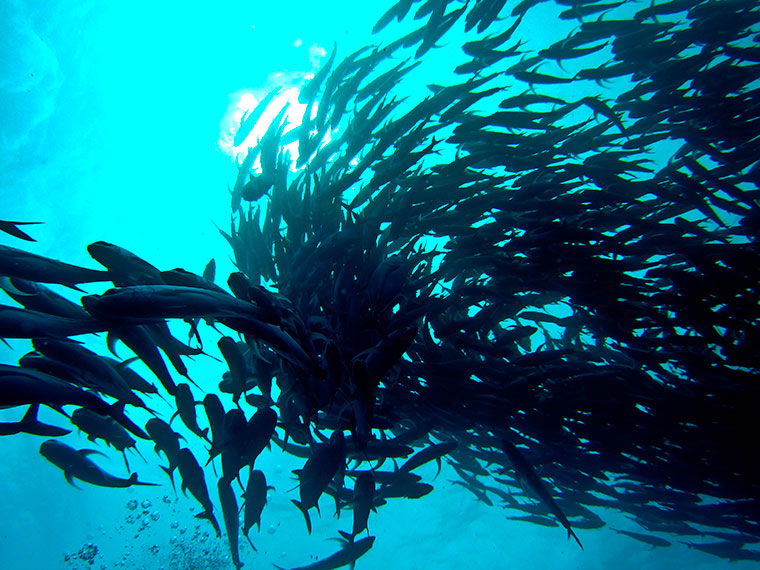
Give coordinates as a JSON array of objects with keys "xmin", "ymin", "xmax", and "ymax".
[
  {"xmin": 87, "ymin": 241, "xmax": 163, "ymax": 286},
  {"xmin": 145, "ymin": 417, "xmax": 184, "ymax": 488},
  {"xmin": 218, "ymin": 336, "xmax": 249, "ymax": 404},
  {"xmin": 234, "ymin": 86, "xmax": 282, "ymax": 147},
  {"xmin": 70, "ymin": 407, "xmax": 140, "ymax": 470},
  {"xmin": 399, "ymin": 442, "xmax": 458, "ymax": 477},
  {"xmin": 176, "ymin": 447, "xmax": 221, "ymax": 537},
  {"xmin": 39, "ymin": 439, "xmax": 157, "ymax": 488},
  {"xmin": 0, "ymin": 364, "xmax": 147, "ymax": 439},
  {"xmin": 218, "ymin": 477, "xmax": 243, "ymax": 569},
  {"xmin": 613, "ymin": 528, "xmax": 672, "ymax": 548},
  {"xmin": 348, "ymin": 471, "xmax": 375, "ymax": 540},
  {"xmin": 0, "ymin": 304, "xmax": 106, "ymax": 339},
  {"xmin": 292, "ymin": 431, "xmax": 346, "ymax": 534},
  {"xmin": 274, "ymin": 536, "xmax": 375, "ymax": 570},
  {"xmin": 501, "ymin": 440, "xmax": 583, "ymax": 550},
  {"xmin": 242, "ymin": 469, "xmax": 270, "ymax": 549},
  {"xmin": 171, "ymin": 383, "xmax": 209, "ymax": 441},
  {"xmin": 0, "ymin": 244, "xmax": 110, "ymax": 288}
]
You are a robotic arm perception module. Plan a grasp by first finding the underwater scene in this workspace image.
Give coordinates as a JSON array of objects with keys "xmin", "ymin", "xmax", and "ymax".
[{"xmin": 1, "ymin": 0, "xmax": 759, "ymax": 568}]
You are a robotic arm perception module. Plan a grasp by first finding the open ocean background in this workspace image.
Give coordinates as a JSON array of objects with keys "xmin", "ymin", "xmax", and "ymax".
[{"xmin": 1, "ymin": 1, "xmax": 757, "ymax": 568}]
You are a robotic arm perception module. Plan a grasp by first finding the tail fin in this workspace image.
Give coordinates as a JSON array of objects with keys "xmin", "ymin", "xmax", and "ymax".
[
  {"xmin": 128, "ymin": 473, "xmax": 160, "ymax": 487},
  {"xmin": 568, "ymin": 528, "xmax": 584, "ymax": 550},
  {"xmin": 292, "ymin": 499, "xmax": 312, "ymax": 535}
]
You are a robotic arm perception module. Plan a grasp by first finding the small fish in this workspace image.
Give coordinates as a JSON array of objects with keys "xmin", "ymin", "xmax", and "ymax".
[
  {"xmin": 501, "ymin": 440, "xmax": 583, "ymax": 550},
  {"xmin": 234, "ymin": 86, "xmax": 282, "ymax": 146},
  {"xmin": 39, "ymin": 439, "xmax": 157, "ymax": 488}
]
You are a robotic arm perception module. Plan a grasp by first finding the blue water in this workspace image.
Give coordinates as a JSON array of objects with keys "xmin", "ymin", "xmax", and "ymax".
[{"xmin": 1, "ymin": 1, "xmax": 757, "ymax": 568}]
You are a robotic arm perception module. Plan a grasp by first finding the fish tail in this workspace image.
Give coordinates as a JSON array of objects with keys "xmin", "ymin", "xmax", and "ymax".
[
  {"xmin": 129, "ymin": 473, "xmax": 160, "ymax": 486},
  {"xmin": 292, "ymin": 499, "xmax": 312, "ymax": 535},
  {"xmin": 568, "ymin": 527, "xmax": 583, "ymax": 550}
]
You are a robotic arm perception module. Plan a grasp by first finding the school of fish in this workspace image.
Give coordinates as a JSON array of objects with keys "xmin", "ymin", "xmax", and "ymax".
[{"xmin": 2, "ymin": 0, "xmax": 760, "ymax": 567}]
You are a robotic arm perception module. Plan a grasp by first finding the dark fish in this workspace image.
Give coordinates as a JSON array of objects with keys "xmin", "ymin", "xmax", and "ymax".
[
  {"xmin": 70, "ymin": 407, "xmax": 139, "ymax": 470},
  {"xmin": 241, "ymin": 407, "xmax": 277, "ymax": 469},
  {"xmin": 505, "ymin": 514, "xmax": 559, "ymax": 527},
  {"xmin": 1, "ymin": 278, "xmax": 91, "ymax": 320},
  {"xmin": 218, "ymin": 477, "xmax": 243, "ymax": 569},
  {"xmin": 234, "ymin": 86, "xmax": 282, "ymax": 146},
  {"xmin": 32, "ymin": 337, "xmax": 147, "ymax": 410},
  {"xmin": 613, "ymin": 528, "xmax": 672, "ymax": 548},
  {"xmin": 242, "ymin": 469, "xmax": 270, "ymax": 549},
  {"xmin": 274, "ymin": 536, "xmax": 375, "ymax": 570},
  {"xmin": 218, "ymin": 336, "xmax": 248, "ymax": 404},
  {"xmin": 110, "ymin": 324, "xmax": 177, "ymax": 396},
  {"xmin": 145, "ymin": 417, "xmax": 184, "ymax": 488},
  {"xmin": 39, "ymin": 439, "xmax": 156, "ymax": 488},
  {"xmin": 501, "ymin": 440, "xmax": 583, "ymax": 550},
  {"xmin": 300, "ymin": 41, "xmax": 338, "ymax": 105},
  {"xmin": 293, "ymin": 431, "xmax": 346, "ymax": 534},
  {"xmin": 203, "ymin": 393, "xmax": 226, "ymax": 450},
  {"xmin": 81, "ymin": 285, "xmax": 262, "ymax": 321},
  {"xmin": 0, "ymin": 364, "xmax": 147, "ymax": 439},
  {"xmin": 176, "ymin": 447, "xmax": 221, "ymax": 537},
  {"xmin": 0, "ymin": 304, "xmax": 106, "ymax": 339},
  {"xmin": 399, "ymin": 442, "xmax": 458, "ymax": 477},
  {"xmin": 172, "ymin": 383, "xmax": 209, "ymax": 441},
  {"xmin": 349, "ymin": 471, "xmax": 375, "ymax": 539},
  {"xmin": 0, "ymin": 244, "xmax": 110, "ymax": 288},
  {"xmin": 87, "ymin": 241, "xmax": 163, "ymax": 286}
]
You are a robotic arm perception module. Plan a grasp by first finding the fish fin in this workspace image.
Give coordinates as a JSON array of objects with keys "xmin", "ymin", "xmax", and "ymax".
[
  {"xmin": 160, "ymin": 465, "xmax": 177, "ymax": 491},
  {"xmin": 0, "ymin": 276, "xmax": 35, "ymax": 296},
  {"xmin": 568, "ymin": 528, "xmax": 584, "ymax": 550},
  {"xmin": 291, "ymin": 499, "xmax": 312, "ymax": 535},
  {"xmin": 106, "ymin": 332, "xmax": 120, "ymax": 357},
  {"xmin": 18, "ymin": 404, "xmax": 71, "ymax": 436},
  {"xmin": 0, "ymin": 219, "xmax": 41, "ymax": 241},
  {"xmin": 129, "ymin": 473, "xmax": 160, "ymax": 487},
  {"xmin": 338, "ymin": 530, "xmax": 353, "ymax": 542},
  {"xmin": 78, "ymin": 448, "xmax": 107, "ymax": 459},
  {"xmin": 64, "ymin": 471, "xmax": 81, "ymax": 489},
  {"xmin": 244, "ymin": 533, "xmax": 257, "ymax": 552}
]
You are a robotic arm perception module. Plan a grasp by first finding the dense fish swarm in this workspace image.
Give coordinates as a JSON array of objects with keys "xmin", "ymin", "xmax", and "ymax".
[{"xmin": 2, "ymin": 0, "xmax": 760, "ymax": 567}]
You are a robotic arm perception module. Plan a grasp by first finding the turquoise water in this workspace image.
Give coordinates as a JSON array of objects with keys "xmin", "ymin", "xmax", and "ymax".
[{"xmin": 1, "ymin": 1, "xmax": 759, "ymax": 569}]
